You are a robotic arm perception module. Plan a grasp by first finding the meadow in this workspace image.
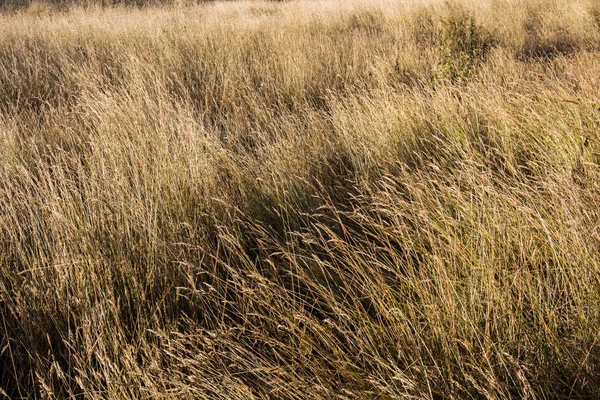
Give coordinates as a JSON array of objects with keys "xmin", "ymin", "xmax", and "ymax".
[{"xmin": 1, "ymin": 0, "xmax": 600, "ymax": 397}]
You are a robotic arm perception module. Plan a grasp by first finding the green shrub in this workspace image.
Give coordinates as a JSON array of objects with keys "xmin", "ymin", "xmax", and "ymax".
[{"xmin": 435, "ymin": 8, "xmax": 495, "ymax": 82}]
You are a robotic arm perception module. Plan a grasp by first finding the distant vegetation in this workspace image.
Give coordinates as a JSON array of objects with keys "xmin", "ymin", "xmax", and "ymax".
[
  {"xmin": 0, "ymin": 0, "xmax": 202, "ymax": 9},
  {"xmin": 1, "ymin": 0, "xmax": 600, "ymax": 398}
]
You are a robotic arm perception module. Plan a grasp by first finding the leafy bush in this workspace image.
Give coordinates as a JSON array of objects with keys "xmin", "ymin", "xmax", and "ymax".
[{"xmin": 435, "ymin": 8, "xmax": 495, "ymax": 82}]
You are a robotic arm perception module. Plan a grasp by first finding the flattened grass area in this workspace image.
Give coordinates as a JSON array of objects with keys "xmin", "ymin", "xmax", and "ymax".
[{"xmin": 1, "ymin": 0, "xmax": 600, "ymax": 398}]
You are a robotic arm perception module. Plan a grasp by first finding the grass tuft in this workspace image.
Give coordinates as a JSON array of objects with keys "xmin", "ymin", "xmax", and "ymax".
[{"xmin": 1, "ymin": 0, "xmax": 600, "ymax": 398}]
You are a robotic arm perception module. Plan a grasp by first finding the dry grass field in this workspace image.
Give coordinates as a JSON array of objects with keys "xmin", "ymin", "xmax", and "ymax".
[{"xmin": 1, "ymin": 0, "xmax": 600, "ymax": 398}]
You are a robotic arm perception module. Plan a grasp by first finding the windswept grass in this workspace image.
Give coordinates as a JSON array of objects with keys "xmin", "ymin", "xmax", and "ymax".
[{"xmin": 1, "ymin": 0, "xmax": 600, "ymax": 398}]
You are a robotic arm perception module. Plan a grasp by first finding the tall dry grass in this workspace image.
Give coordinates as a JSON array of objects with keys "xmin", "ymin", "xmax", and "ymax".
[{"xmin": 1, "ymin": 0, "xmax": 600, "ymax": 398}]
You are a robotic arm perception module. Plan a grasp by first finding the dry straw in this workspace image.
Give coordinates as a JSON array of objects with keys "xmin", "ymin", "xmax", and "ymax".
[{"xmin": 1, "ymin": 0, "xmax": 600, "ymax": 397}]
